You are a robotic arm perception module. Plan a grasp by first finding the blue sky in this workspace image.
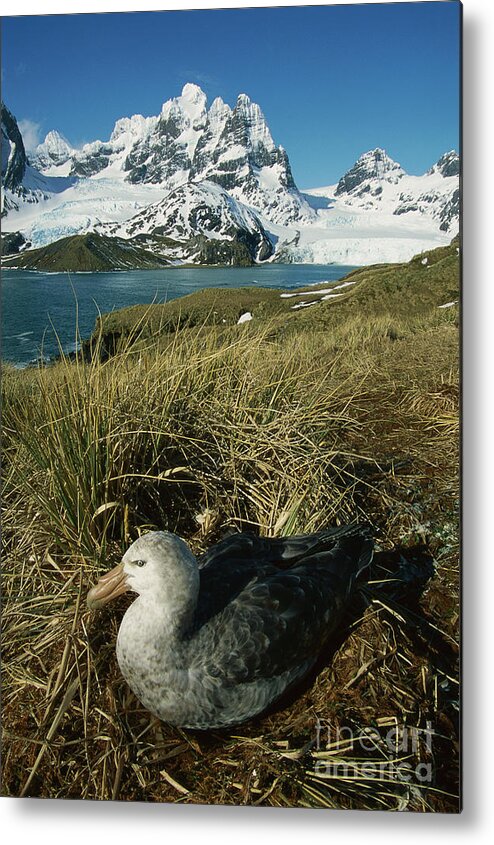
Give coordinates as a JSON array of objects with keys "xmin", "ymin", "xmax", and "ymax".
[{"xmin": 1, "ymin": 2, "xmax": 461, "ymax": 187}]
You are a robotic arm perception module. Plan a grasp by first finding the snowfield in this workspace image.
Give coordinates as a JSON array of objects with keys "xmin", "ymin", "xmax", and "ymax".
[{"xmin": 4, "ymin": 177, "xmax": 167, "ymax": 249}]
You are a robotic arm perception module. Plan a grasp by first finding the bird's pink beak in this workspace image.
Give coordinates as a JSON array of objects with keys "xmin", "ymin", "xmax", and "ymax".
[{"xmin": 87, "ymin": 562, "xmax": 130, "ymax": 610}]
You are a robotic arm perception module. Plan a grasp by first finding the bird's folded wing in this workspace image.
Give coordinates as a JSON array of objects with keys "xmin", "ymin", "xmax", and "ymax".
[{"xmin": 189, "ymin": 561, "xmax": 360, "ymax": 686}]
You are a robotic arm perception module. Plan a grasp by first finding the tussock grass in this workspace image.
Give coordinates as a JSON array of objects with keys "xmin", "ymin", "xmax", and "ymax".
[
  {"xmin": 2, "ymin": 315, "xmax": 377, "ymax": 560},
  {"xmin": 1, "ymin": 248, "xmax": 460, "ymax": 809}
]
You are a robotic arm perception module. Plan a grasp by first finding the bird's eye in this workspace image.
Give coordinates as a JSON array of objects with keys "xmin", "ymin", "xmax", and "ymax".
[{"xmin": 134, "ymin": 559, "xmax": 146, "ymax": 567}]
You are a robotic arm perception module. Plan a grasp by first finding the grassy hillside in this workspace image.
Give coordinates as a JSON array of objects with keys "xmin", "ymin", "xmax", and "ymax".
[
  {"xmin": 1, "ymin": 241, "xmax": 460, "ymax": 809},
  {"xmin": 310, "ymin": 240, "xmax": 460, "ymax": 318},
  {"xmin": 89, "ymin": 237, "xmax": 460, "ymax": 352},
  {"xmin": 1, "ymin": 232, "xmax": 172, "ymax": 271}
]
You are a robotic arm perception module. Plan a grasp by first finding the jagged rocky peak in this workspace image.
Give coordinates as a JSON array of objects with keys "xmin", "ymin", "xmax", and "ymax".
[
  {"xmin": 119, "ymin": 82, "xmax": 312, "ymax": 225},
  {"xmin": 179, "ymin": 81, "xmax": 208, "ymax": 107},
  {"xmin": 159, "ymin": 83, "xmax": 208, "ymax": 138},
  {"xmin": 70, "ymin": 86, "xmax": 209, "ymax": 183},
  {"xmin": 32, "ymin": 130, "xmax": 73, "ymax": 170},
  {"xmin": 190, "ymin": 89, "xmax": 277, "ymax": 184},
  {"xmin": 123, "ymin": 84, "xmax": 207, "ymax": 186},
  {"xmin": 428, "ymin": 150, "xmax": 460, "ymax": 178},
  {"xmin": 335, "ymin": 148, "xmax": 405, "ymax": 196},
  {"xmin": 233, "ymin": 92, "xmax": 275, "ymax": 153},
  {"xmin": 208, "ymin": 96, "xmax": 232, "ymax": 127},
  {"xmin": 1, "ymin": 104, "xmax": 56, "ymax": 217},
  {"xmin": 110, "ymin": 113, "xmax": 156, "ymax": 145},
  {"xmin": 3, "ymin": 84, "xmax": 313, "ymax": 230},
  {"xmin": 189, "ymin": 88, "xmax": 310, "ymax": 224},
  {"xmin": 1, "ymin": 103, "xmax": 28, "ymax": 191}
]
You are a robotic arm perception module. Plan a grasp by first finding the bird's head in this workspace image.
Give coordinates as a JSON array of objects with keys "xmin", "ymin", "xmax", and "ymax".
[{"xmin": 87, "ymin": 531, "xmax": 199, "ymax": 611}]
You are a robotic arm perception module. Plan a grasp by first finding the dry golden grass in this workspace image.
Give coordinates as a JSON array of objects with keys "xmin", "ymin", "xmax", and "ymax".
[{"xmin": 1, "ymin": 272, "xmax": 459, "ymax": 809}]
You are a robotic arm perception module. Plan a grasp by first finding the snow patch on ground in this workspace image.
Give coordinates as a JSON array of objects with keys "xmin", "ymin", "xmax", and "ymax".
[
  {"xmin": 291, "ymin": 301, "xmax": 318, "ymax": 310},
  {"xmin": 321, "ymin": 293, "xmax": 344, "ymax": 301},
  {"xmin": 237, "ymin": 311, "xmax": 253, "ymax": 323},
  {"xmin": 280, "ymin": 280, "xmax": 356, "ymax": 299}
]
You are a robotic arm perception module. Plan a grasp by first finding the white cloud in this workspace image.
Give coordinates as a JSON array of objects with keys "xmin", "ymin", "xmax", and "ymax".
[{"xmin": 18, "ymin": 118, "xmax": 43, "ymax": 153}]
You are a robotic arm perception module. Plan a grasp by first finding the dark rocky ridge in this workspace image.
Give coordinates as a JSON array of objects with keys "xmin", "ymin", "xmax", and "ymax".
[
  {"xmin": 335, "ymin": 148, "xmax": 404, "ymax": 196},
  {"xmin": 439, "ymin": 188, "xmax": 460, "ymax": 232},
  {"xmin": 1, "ymin": 103, "xmax": 28, "ymax": 192},
  {"xmin": 1, "ymin": 230, "xmax": 30, "ymax": 255},
  {"xmin": 1, "ymin": 225, "xmax": 271, "ymax": 271},
  {"xmin": 429, "ymin": 151, "xmax": 460, "ymax": 178}
]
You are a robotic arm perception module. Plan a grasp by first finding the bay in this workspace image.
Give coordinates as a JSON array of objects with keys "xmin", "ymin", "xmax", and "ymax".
[{"xmin": 1, "ymin": 263, "xmax": 357, "ymax": 366}]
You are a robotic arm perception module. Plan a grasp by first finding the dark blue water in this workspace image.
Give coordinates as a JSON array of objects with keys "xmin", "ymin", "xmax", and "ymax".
[{"xmin": 1, "ymin": 264, "xmax": 357, "ymax": 366}]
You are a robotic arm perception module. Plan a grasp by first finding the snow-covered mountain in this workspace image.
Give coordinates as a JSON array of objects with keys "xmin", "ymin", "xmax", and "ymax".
[
  {"xmin": 335, "ymin": 148, "xmax": 405, "ymax": 197},
  {"xmin": 103, "ymin": 180, "xmax": 274, "ymax": 262},
  {"xmin": 1, "ymin": 104, "xmax": 75, "ymax": 219},
  {"xmin": 293, "ymin": 147, "xmax": 460, "ymax": 264},
  {"xmin": 1, "ymin": 89, "xmax": 460, "ymax": 267},
  {"xmin": 306, "ymin": 147, "xmax": 459, "ymax": 233},
  {"xmin": 28, "ymin": 83, "xmax": 312, "ymax": 227},
  {"xmin": 187, "ymin": 91, "xmax": 312, "ymax": 225},
  {"xmin": 30, "ymin": 130, "xmax": 74, "ymax": 173},
  {"xmin": 2, "ymin": 103, "xmax": 50, "ymax": 215}
]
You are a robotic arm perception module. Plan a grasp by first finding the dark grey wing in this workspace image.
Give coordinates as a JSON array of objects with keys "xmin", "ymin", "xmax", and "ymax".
[
  {"xmin": 190, "ymin": 525, "xmax": 373, "ymax": 685},
  {"xmin": 195, "ymin": 524, "xmax": 372, "ymax": 626},
  {"xmin": 197, "ymin": 525, "xmax": 370, "ymax": 572}
]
